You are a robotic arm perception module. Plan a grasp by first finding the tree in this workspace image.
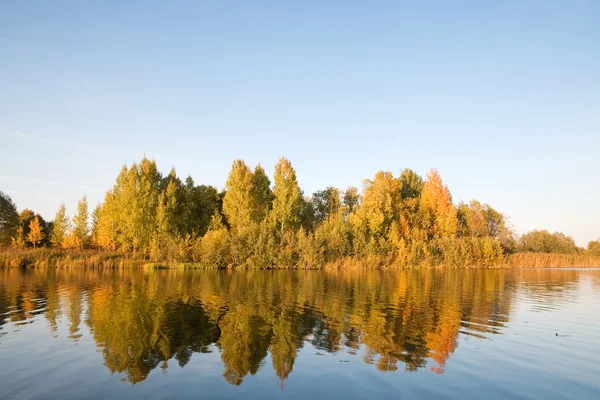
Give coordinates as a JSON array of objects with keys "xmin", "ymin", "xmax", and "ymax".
[
  {"xmin": 19, "ymin": 209, "xmax": 49, "ymax": 247},
  {"xmin": 588, "ymin": 240, "xmax": 600, "ymax": 255},
  {"xmin": 11, "ymin": 225, "xmax": 25, "ymax": 248},
  {"xmin": 457, "ymin": 201, "xmax": 488, "ymax": 237},
  {"xmin": 192, "ymin": 185, "xmax": 223, "ymax": 236},
  {"xmin": 272, "ymin": 158, "xmax": 302, "ymax": 233},
  {"xmin": 27, "ymin": 216, "xmax": 45, "ymax": 248},
  {"xmin": 399, "ymin": 168, "xmax": 423, "ymax": 200},
  {"xmin": 223, "ymin": 160, "xmax": 257, "ymax": 230},
  {"xmin": 519, "ymin": 230, "xmax": 578, "ymax": 254},
  {"xmin": 0, "ymin": 190, "xmax": 19, "ymax": 246},
  {"xmin": 312, "ymin": 187, "xmax": 341, "ymax": 226},
  {"xmin": 73, "ymin": 196, "xmax": 90, "ymax": 249},
  {"xmin": 420, "ymin": 169, "xmax": 458, "ymax": 239},
  {"xmin": 93, "ymin": 191, "xmax": 119, "ymax": 251},
  {"xmin": 353, "ymin": 171, "xmax": 401, "ymax": 242},
  {"xmin": 51, "ymin": 203, "xmax": 70, "ymax": 248},
  {"xmin": 252, "ymin": 165, "xmax": 273, "ymax": 222},
  {"xmin": 342, "ymin": 187, "xmax": 360, "ymax": 215}
]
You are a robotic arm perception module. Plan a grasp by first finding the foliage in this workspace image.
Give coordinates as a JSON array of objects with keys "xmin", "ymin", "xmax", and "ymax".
[
  {"xmin": 2, "ymin": 157, "xmax": 591, "ymax": 268},
  {"xmin": 518, "ymin": 230, "xmax": 579, "ymax": 254},
  {"xmin": 588, "ymin": 240, "xmax": 600, "ymax": 255},
  {"xmin": 27, "ymin": 217, "xmax": 46, "ymax": 248},
  {"xmin": 0, "ymin": 191, "xmax": 20, "ymax": 246},
  {"xmin": 73, "ymin": 196, "xmax": 90, "ymax": 249},
  {"xmin": 51, "ymin": 203, "xmax": 70, "ymax": 248}
]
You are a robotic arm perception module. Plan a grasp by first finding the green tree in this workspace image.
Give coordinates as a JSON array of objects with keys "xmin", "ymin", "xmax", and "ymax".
[
  {"xmin": 51, "ymin": 203, "xmax": 70, "ymax": 248},
  {"xmin": 399, "ymin": 168, "xmax": 423, "ymax": 200},
  {"xmin": 312, "ymin": 187, "xmax": 341, "ymax": 226},
  {"xmin": 342, "ymin": 187, "xmax": 360, "ymax": 215},
  {"xmin": 0, "ymin": 190, "xmax": 19, "ymax": 246},
  {"xmin": 251, "ymin": 164, "xmax": 273, "ymax": 222},
  {"xmin": 519, "ymin": 230, "xmax": 578, "ymax": 254},
  {"xmin": 73, "ymin": 196, "xmax": 90, "ymax": 249}
]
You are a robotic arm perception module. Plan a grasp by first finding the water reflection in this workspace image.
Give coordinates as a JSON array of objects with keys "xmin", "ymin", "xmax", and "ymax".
[{"xmin": 0, "ymin": 268, "xmax": 595, "ymax": 386}]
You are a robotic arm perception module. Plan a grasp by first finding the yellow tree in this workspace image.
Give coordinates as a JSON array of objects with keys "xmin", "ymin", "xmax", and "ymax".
[
  {"xmin": 27, "ymin": 216, "xmax": 45, "ymax": 248},
  {"xmin": 349, "ymin": 171, "xmax": 402, "ymax": 257},
  {"xmin": 222, "ymin": 160, "xmax": 257, "ymax": 230},
  {"xmin": 420, "ymin": 169, "xmax": 458, "ymax": 239},
  {"xmin": 272, "ymin": 158, "xmax": 302, "ymax": 233}
]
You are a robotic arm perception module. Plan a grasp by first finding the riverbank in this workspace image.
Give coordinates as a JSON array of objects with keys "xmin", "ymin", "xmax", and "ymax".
[{"xmin": 1, "ymin": 248, "xmax": 600, "ymax": 269}]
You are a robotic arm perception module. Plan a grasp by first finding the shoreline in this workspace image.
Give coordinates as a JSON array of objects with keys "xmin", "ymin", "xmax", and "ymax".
[{"xmin": 2, "ymin": 249, "xmax": 600, "ymax": 269}]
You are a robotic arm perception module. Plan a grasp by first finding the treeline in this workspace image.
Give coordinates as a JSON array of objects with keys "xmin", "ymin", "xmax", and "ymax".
[{"xmin": 1, "ymin": 158, "xmax": 598, "ymax": 268}]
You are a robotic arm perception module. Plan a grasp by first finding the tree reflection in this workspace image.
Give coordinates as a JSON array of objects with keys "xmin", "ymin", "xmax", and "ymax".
[{"xmin": 0, "ymin": 268, "xmax": 596, "ymax": 386}]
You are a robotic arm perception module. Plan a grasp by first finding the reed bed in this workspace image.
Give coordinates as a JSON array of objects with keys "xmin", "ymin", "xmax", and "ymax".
[
  {"xmin": 505, "ymin": 253, "xmax": 600, "ymax": 268},
  {"xmin": 2, "ymin": 248, "xmax": 599, "ymax": 270}
]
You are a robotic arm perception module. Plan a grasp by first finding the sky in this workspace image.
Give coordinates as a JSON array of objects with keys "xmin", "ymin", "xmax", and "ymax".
[{"xmin": 0, "ymin": 1, "xmax": 599, "ymax": 246}]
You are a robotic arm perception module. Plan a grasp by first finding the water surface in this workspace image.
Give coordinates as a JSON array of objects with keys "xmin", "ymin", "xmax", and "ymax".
[{"xmin": 1, "ymin": 268, "xmax": 599, "ymax": 399}]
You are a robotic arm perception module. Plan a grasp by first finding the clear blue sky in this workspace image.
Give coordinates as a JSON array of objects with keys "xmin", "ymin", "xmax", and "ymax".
[{"xmin": 1, "ymin": 1, "xmax": 598, "ymax": 246}]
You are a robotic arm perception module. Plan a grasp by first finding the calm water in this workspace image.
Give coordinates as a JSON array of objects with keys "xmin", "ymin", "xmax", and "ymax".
[{"xmin": 1, "ymin": 268, "xmax": 599, "ymax": 399}]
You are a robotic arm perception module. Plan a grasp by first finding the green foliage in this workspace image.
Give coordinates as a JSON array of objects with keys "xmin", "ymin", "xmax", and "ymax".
[
  {"xmin": 251, "ymin": 165, "xmax": 273, "ymax": 222},
  {"xmin": 518, "ymin": 230, "xmax": 579, "ymax": 254},
  {"xmin": 0, "ymin": 191, "xmax": 19, "ymax": 246},
  {"xmin": 399, "ymin": 168, "xmax": 423, "ymax": 200},
  {"xmin": 312, "ymin": 187, "xmax": 341, "ymax": 226},
  {"xmin": 73, "ymin": 196, "xmax": 90, "ymax": 249},
  {"xmin": 51, "ymin": 203, "xmax": 69, "ymax": 248}
]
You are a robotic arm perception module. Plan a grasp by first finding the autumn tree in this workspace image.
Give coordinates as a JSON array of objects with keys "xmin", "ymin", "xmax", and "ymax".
[
  {"xmin": 420, "ymin": 169, "xmax": 458, "ymax": 239},
  {"xmin": 223, "ymin": 160, "xmax": 258, "ymax": 230},
  {"xmin": 18, "ymin": 209, "xmax": 49, "ymax": 247},
  {"xmin": 51, "ymin": 203, "xmax": 70, "ymax": 248},
  {"xmin": 351, "ymin": 171, "xmax": 401, "ymax": 251},
  {"xmin": 27, "ymin": 216, "xmax": 45, "ymax": 248},
  {"xmin": 272, "ymin": 158, "xmax": 302, "ymax": 233},
  {"xmin": 72, "ymin": 196, "xmax": 90, "ymax": 249},
  {"xmin": 588, "ymin": 240, "xmax": 600, "ymax": 255}
]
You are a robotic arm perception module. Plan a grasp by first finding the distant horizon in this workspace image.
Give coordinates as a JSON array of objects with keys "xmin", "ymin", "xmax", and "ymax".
[{"xmin": 1, "ymin": 1, "xmax": 599, "ymax": 246}]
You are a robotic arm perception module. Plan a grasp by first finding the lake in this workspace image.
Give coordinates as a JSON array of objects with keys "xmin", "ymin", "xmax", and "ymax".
[{"xmin": 1, "ymin": 268, "xmax": 599, "ymax": 399}]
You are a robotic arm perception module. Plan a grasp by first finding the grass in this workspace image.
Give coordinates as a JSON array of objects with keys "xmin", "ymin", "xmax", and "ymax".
[
  {"xmin": 505, "ymin": 252, "xmax": 600, "ymax": 268},
  {"xmin": 0, "ymin": 248, "xmax": 130, "ymax": 269},
  {"xmin": 2, "ymin": 248, "xmax": 600, "ymax": 269}
]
